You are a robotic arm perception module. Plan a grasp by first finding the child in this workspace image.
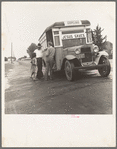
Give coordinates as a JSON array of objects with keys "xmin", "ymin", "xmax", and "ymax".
[{"xmin": 30, "ymin": 53, "xmax": 38, "ymax": 81}]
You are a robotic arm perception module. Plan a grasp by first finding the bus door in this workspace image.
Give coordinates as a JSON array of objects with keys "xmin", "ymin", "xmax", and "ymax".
[{"xmin": 52, "ymin": 29, "xmax": 63, "ymax": 70}]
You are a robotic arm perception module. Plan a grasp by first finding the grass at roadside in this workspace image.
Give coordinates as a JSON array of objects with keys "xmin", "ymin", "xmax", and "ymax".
[{"xmin": 5, "ymin": 62, "xmax": 15, "ymax": 77}]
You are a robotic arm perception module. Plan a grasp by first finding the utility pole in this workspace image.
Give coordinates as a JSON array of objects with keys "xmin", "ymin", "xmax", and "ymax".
[{"xmin": 11, "ymin": 42, "xmax": 12, "ymax": 63}]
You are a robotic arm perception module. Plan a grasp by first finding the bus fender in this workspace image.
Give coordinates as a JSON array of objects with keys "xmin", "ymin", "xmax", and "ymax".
[
  {"xmin": 65, "ymin": 55, "xmax": 76, "ymax": 60},
  {"xmin": 95, "ymin": 51, "xmax": 109, "ymax": 64},
  {"xmin": 61, "ymin": 55, "xmax": 76, "ymax": 70}
]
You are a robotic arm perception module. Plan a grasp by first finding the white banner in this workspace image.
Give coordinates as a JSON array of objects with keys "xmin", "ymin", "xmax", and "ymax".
[{"xmin": 62, "ymin": 33, "xmax": 85, "ymax": 40}]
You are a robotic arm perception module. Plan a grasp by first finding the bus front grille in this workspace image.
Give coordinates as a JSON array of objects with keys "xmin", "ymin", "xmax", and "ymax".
[
  {"xmin": 81, "ymin": 47, "xmax": 91, "ymax": 53},
  {"xmin": 81, "ymin": 47, "xmax": 92, "ymax": 62}
]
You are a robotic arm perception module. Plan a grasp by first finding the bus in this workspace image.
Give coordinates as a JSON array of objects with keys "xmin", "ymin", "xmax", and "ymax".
[{"xmin": 39, "ymin": 20, "xmax": 111, "ymax": 81}]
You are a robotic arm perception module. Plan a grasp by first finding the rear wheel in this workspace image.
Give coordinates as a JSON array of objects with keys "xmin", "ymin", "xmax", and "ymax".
[
  {"xmin": 65, "ymin": 60, "xmax": 76, "ymax": 81},
  {"xmin": 98, "ymin": 57, "xmax": 111, "ymax": 77}
]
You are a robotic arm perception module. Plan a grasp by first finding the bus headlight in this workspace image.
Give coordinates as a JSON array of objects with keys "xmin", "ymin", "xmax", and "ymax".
[
  {"xmin": 75, "ymin": 48, "xmax": 81, "ymax": 54},
  {"xmin": 93, "ymin": 45, "xmax": 99, "ymax": 53}
]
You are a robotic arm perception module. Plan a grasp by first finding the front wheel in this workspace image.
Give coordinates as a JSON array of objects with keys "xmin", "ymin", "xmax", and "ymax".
[
  {"xmin": 65, "ymin": 60, "xmax": 76, "ymax": 81},
  {"xmin": 98, "ymin": 57, "xmax": 111, "ymax": 77}
]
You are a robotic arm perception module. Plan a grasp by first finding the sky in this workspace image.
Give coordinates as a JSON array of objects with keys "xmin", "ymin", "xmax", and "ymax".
[{"xmin": 2, "ymin": 2, "xmax": 115, "ymax": 59}]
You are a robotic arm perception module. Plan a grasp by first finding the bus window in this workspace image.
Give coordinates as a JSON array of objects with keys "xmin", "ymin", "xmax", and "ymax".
[
  {"xmin": 86, "ymin": 29, "xmax": 92, "ymax": 43},
  {"xmin": 54, "ymin": 36, "xmax": 60, "ymax": 46},
  {"xmin": 54, "ymin": 31, "xmax": 59, "ymax": 35},
  {"xmin": 62, "ymin": 38, "xmax": 85, "ymax": 48},
  {"xmin": 53, "ymin": 31, "xmax": 60, "ymax": 46},
  {"xmin": 46, "ymin": 30, "xmax": 54, "ymax": 45}
]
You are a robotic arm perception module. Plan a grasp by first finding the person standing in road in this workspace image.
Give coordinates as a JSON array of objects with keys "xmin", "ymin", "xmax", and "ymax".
[
  {"xmin": 44, "ymin": 41, "xmax": 55, "ymax": 81},
  {"xmin": 34, "ymin": 43, "xmax": 43, "ymax": 80},
  {"xmin": 30, "ymin": 53, "xmax": 38, "ymax": 81}
]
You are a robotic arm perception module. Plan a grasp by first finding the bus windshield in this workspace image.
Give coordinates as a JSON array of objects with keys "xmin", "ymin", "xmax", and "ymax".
[
  {"xmin": 61, "ymin": 29, "xmax": 92, "ymax": 48},
  {"xmin": 62, "ymin": 30, "xmax": 86, "ymax": 48}
]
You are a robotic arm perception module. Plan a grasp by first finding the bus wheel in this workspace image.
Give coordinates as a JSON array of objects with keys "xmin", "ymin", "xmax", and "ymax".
[
  {"xmin": 65, "ymin": 60, "xmax": 76, "ymax": 81},
  {"xmin": 98, "ymin": 57, "xmax": 111, "ymax": 77}
]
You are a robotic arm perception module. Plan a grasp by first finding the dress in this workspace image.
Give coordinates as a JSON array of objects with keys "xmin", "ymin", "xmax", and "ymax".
[{"xmin": 31, "ymin": 57, "xmax": 38, "ymax": 79}]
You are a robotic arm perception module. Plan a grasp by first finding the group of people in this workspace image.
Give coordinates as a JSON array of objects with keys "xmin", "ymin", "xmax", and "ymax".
[{"xmin": 30, "ymin": 41, "xmax": 55, "ymax": 81}]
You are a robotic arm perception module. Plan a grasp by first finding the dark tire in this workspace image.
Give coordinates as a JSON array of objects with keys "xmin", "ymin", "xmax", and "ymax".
[
  {"xmin": 65, "ymin": 60, "xmax": 76, "ymax": 81},
  {"xmin": 98, "ymin": 57, "xmax": 111, "ymax": 77}
]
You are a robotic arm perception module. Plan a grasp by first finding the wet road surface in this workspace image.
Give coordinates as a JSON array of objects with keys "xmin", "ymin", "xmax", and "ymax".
[{"xmin": 5, "ymin": 60, "xmax": 112, "ymax": 114}]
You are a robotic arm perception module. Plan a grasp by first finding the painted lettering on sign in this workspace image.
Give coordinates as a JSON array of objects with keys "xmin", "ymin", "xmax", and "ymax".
[
  {"xmin": 63, "ymin": 35, "xmax": 74, "ymax": 40},
  {"xmin": 74, "ymin": 34, "xmax": 85, "ymax": 38},
  {"xmin": 64, "ymin": 20, "xmax": 82, "ymax": 26},
  {"xmin": 62, "ymin": 33, "xmax": 85, "ymax": 40}
]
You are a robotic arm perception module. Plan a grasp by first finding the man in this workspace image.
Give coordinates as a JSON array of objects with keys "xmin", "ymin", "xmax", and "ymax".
[
  {"xmin": 34, "ymin": 43, "xmax": 43, "ymax": 79},
  {"xmin": 45, "ymin": 42, "xmax": 55, "ymax": 80}
]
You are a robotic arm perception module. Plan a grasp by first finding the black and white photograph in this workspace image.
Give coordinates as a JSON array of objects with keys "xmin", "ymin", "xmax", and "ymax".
[{"xmin": 2, "ymin": 1, "xmax": 116, "ymax": 147}]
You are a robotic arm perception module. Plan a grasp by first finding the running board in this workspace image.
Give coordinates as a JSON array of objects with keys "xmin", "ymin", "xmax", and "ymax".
[{"xmin": 74, "ymin": 64, "xmax": 107, "ymax": 70}]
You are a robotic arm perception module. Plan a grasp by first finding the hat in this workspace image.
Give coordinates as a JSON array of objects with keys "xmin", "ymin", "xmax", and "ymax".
[{"xmin": 37, "ymin": 43, "xmax": 42, "ymax": 47}]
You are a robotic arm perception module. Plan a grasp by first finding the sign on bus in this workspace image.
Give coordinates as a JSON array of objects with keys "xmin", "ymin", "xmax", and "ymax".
[
  {"xmin": 62, "ymin": 33, "xmax": 85, "ymax": 40},
  {"xmin": 64, "ymin": 20, "xmax": 82, "ymax": 26}
]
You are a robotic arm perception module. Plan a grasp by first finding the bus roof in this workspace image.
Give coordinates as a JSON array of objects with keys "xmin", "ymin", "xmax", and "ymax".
[{"xmin": 39, "ymin": 20, "xmax": 90, "ymax": 40}]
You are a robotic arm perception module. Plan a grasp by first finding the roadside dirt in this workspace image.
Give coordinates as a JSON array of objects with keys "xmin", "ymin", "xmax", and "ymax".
[{"xmin": 5, "ymin": 60, "xmax": 112, "ymax": 114}]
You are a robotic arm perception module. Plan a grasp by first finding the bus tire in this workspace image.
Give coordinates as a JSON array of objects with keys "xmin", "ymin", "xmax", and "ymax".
[
  {"xmin": 98, "ymin": 56, "xmax": 111, "ymax": 77},
  {"xmin": 65, "ymin": 60, "xmax": 76, "ymax": 81}
]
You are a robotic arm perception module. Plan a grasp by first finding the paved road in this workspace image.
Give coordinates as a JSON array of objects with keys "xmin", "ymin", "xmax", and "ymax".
[{"xmin": 5, "ymin": 60, "xmax": 112, "ymax": 114}]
